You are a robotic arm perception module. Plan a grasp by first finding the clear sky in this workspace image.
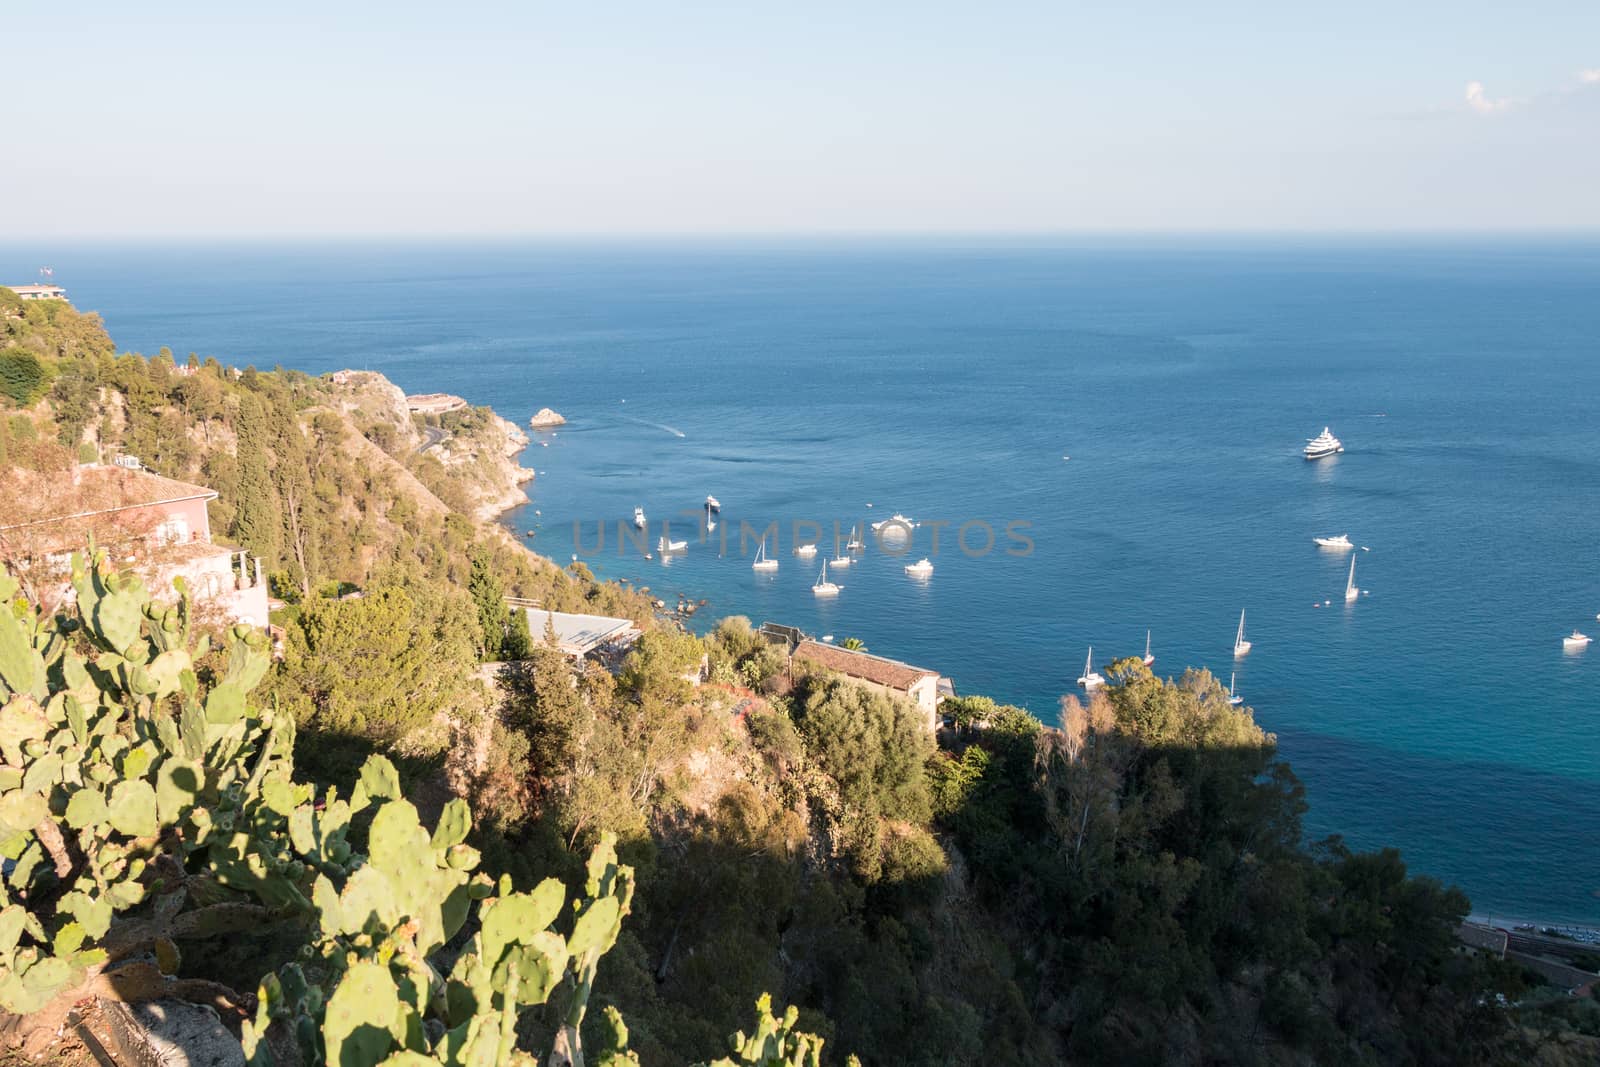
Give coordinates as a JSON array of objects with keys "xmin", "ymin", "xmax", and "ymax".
[{"xmin": 7, "ymin": 1, "xmax": 1598, "ymax": 237}]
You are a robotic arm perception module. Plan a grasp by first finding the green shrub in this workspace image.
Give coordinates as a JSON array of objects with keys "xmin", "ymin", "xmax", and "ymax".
[{"xmin": 0, "ymin": 348, "xmax": 52, "ymax": 406}]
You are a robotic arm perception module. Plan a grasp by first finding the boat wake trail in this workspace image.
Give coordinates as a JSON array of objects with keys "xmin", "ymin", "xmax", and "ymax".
[{"xmin": 618, "ymin": 415, "xmax": 686, "ymax": 438}]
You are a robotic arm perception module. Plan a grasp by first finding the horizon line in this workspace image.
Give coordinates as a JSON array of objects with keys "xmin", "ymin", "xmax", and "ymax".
[{"xmin": 6, "ymin": 227, "xmax": 1600, "ymax": 247}]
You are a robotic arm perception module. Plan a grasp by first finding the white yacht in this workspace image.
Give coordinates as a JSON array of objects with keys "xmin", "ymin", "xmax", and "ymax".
[
  {"xmin": 705, "ymin": 494, "xmax": 721, "ymax": 514},
  {"xmin": 829, "ymin": 554, "xmax": 853, "ymax": 568},
  {"xmin": 813, "ymin": 560, "xmax": 840, "ymax": 597},
  {"xmin": 1304, "ymin": 427, "xmax": 1344, "ymax": 460},
  {"xmin": 1142, "ymin": 630, "xmax": 1154, "ymax": 667},
  {"xmin": 870, "ymin": 513, "xmax": 917, "ymax": 533},
  {"xmin": 1076, "ymin": 647, "xmax": 1105, "ymax": 690},
  {"xmin": 1344, "ymin": 556, "xmax": 1359, "ymax": 602},
  {"xmin": 751, "ymin": 539, "xmax": 778, "ymax": 572},
  {"xmin": 1313, "ymin": 534, "xmax": 1354, "ymax": 549},
  {"xmin": 1228, "ymin": 672, "xmax": 1243, "ymax": 706},
  {"xmin": 1563, "ymin": 631, "xmax": 1591, "ymax": 650},
  {"xmin": 904, "ymin": 558, "xmax": 934, "ymax": 577},
  {"xmin": 633, "ymin": 506, "xmax": 646, "ymax": 529},
  {"xmin": 657, "ymin": 536, "xmax": 687, "ymax": 554},
  {"xmin": 1233, "ymin": 610, "xmax": 1252, "ymax": 657},
  {"xmin": 845, "ymin": 523, "xmax": 866, "ymax": 552},
  {"xmin": 795, "ymin": 543, "xmax": 818, "ymax": 558}
]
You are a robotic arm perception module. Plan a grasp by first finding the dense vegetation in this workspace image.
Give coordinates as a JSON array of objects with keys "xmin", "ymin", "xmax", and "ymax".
[{"xmin": 3, "ymin": 290, "xmax": 1595, "ymax": 1064}]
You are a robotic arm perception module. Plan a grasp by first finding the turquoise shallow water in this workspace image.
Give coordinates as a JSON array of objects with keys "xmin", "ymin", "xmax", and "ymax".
[{"xmin": 7, "ymin": 237, "xmax": 1599, "ymax": 923}]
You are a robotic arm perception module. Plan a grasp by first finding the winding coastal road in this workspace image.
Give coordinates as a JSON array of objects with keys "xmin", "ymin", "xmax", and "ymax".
[{"xmin": 418, "ymin": 426, "xmax": 446, "ymax": 453}]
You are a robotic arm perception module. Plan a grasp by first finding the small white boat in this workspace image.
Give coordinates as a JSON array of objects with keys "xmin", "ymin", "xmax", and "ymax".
[
  {"xmin": 904, "ymin": 558, "xmax": 933, "ymax": 577},
  {"xmin": 1344, "ymin": 556, "xmax": 1359, "ymax": 602},
  {"xmin": 1314, "ymin": 534, "xmax": 1353, "ymax": 549},
  {"xmin": 813, "ymin": 560, "xmax": 840, "ymax": 597},
  {"xmin": 1228, "ymin": 672, "xmax": 1243, "ymax": 706},
  {"xmin": 845, "ymin": 523, "xmax": 866, "ymax": 552},
  {"xmin": 829, "ymin": 554, "xmax": 853, "ymax": 568},
  {"xmin": 1233, "ymin": 610, "xmax": 1252, "ymax": 657},
  {"xmin": 1142, "ymin": 630, "xmax": 1154, "ymax": 667},
  {"xmin": 1563, "ymin": 631, "xmax": 1591, "ymax": 650},
  {"xmin": 1304, "ymin": 427, "xmax": 1344, "ymax": 460},
  {"xmin": 795, "ymin": 543, "xmax": 818, "ymax": 557},
  {"xmin": 705, "ymin": 494, "xmax": 721, "ymax": 513},
  {"xmin": 1077, "ymin": 647, "xmax": 1105, "ymax": 690},
  {"xmin": 752, "ymin": 539, "xmax": 778, "ymax": 572},
  {"xmin": 657, "ymin": 536, "xmax": 687, "ymax": 554},
  {"xmin": 633, "ymin": 506, "xmax": 646, "ymax": 529},
  {"xmin": 870, "ymin": 513, "xmax": 917, "ymax": 533}
]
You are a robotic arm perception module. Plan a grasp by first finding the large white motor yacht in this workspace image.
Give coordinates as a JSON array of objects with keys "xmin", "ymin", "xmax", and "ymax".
[{"xmin": 1304, "ymin": 427, "xmax": 1344, "ymax": 460}]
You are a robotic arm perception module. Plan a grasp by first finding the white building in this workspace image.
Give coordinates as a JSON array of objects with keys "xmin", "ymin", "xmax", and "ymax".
[{"xmin": 8, "ymin": 284, "xmax": 69, "ymax": 302}]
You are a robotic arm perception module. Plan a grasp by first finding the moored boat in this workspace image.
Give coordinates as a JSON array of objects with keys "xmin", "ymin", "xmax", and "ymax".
[
  {"xmin": 1233, "ymin": 610, "xmax": 1252, "ymax": 657},
  {"xmin": 813, "ymin": 560, "xmax": 840, "ymax": 597},
  {"xmin": 1077, "ymin": 647, "xmax": 1104, "ymax": 690},
  {"xmin": 752, "ymin": 539, "xmax": 778, "ymax": 572},
  {"xmin": 1314, "ymin": 534, "xmax": 1353, "ymax": 549}
]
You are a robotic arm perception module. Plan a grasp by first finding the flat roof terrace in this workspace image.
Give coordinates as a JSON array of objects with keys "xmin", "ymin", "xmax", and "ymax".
[{"xmin": 519, "ymin": 606, "xmax": 640, "ymax": 658}]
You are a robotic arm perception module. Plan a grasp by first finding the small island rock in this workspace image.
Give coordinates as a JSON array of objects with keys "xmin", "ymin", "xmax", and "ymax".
[{"xmin": 529, "ymin": 407, "xmax": 567, "ymax": 429}]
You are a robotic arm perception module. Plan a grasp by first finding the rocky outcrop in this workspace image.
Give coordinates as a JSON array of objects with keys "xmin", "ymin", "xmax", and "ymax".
[
  {"xmin": 529, "ymin": 407, "xmax": 566, "ymax": 429},
  {"xmin": 324, "ymin": 370, "xmax": 422, "ymax": 452}
]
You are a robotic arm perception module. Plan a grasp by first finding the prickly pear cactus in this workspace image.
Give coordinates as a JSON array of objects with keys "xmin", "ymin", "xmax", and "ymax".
[
  {"xmin": 243, "ymin": 805, "xmax": 637, "ymax": 1067},
  {"xmin": 698, "ymin": 994, "xmax": 857, "ymax": 1067},
  {"xmin": 0, "ymin": 551, "xmax": 298, "ymax": 1022}
]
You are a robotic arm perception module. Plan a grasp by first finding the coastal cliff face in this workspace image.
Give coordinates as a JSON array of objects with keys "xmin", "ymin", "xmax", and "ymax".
[
  {"xmin": 424, "ymin": 409, "xmax": 536, "ymax": 522},
  {"xmin": 325, "ymin": 373, "xmax": 535, "ymax": 522}
]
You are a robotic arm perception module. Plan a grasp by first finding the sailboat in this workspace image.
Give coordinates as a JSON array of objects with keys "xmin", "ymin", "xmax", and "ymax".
[
  {"xmin": 1233, "ymin": 610, "xmax": 1252, "ymax": 657},
  {"xmin": 1076, "ymin": 647, "xmax": 1105, "ymax": 690},
  {"xmin": 812, "ymin": 560, "xmax": 840, "ymax": 597},
  {"xmin": 845, "ymin": 522, "xmax": 866, "ymax": 552},
  {"xmin": 633, "ymin": 506, "xmax": 646, "ymax": 530},
  {"xmin": 751, "ymin": 538, "xmax": 778, "ymax": 572},
  {"xmin": 1142, "ymin": 630, "xmax": 1154, "ymax": 667},
  {"xmin": 1344, "ymin": 556, "xmax": 1359, "ymax": 602},
  {"xmin": 657, "ymin": 535, "xmax": 687, "ymax": 554},
  {"xmin": 1228, "ymin": 672, "xmax": 1243, "ymax": 706}
]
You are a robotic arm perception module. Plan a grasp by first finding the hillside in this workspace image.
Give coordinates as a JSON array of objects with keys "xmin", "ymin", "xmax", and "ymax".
[{"xmin": 2, "ymin": 289, "xmax": 1596, "ymax": 1065}]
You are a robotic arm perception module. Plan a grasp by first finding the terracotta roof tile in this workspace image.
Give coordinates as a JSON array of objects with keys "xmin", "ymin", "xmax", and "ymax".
[{"xmin": 792, "ymin": 640, "xmax": 937, "ymax": 691}]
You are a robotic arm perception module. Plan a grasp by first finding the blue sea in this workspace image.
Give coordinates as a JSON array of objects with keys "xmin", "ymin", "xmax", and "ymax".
[{"xmin": 8, "ymin": 237, "xmax": 1599, "ymax": 924}]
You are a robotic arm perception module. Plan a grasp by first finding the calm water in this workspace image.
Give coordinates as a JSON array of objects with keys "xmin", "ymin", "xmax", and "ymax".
[{"xmin": 7, "ymin": 238, "xmax": 1599, "ymax": 923}]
